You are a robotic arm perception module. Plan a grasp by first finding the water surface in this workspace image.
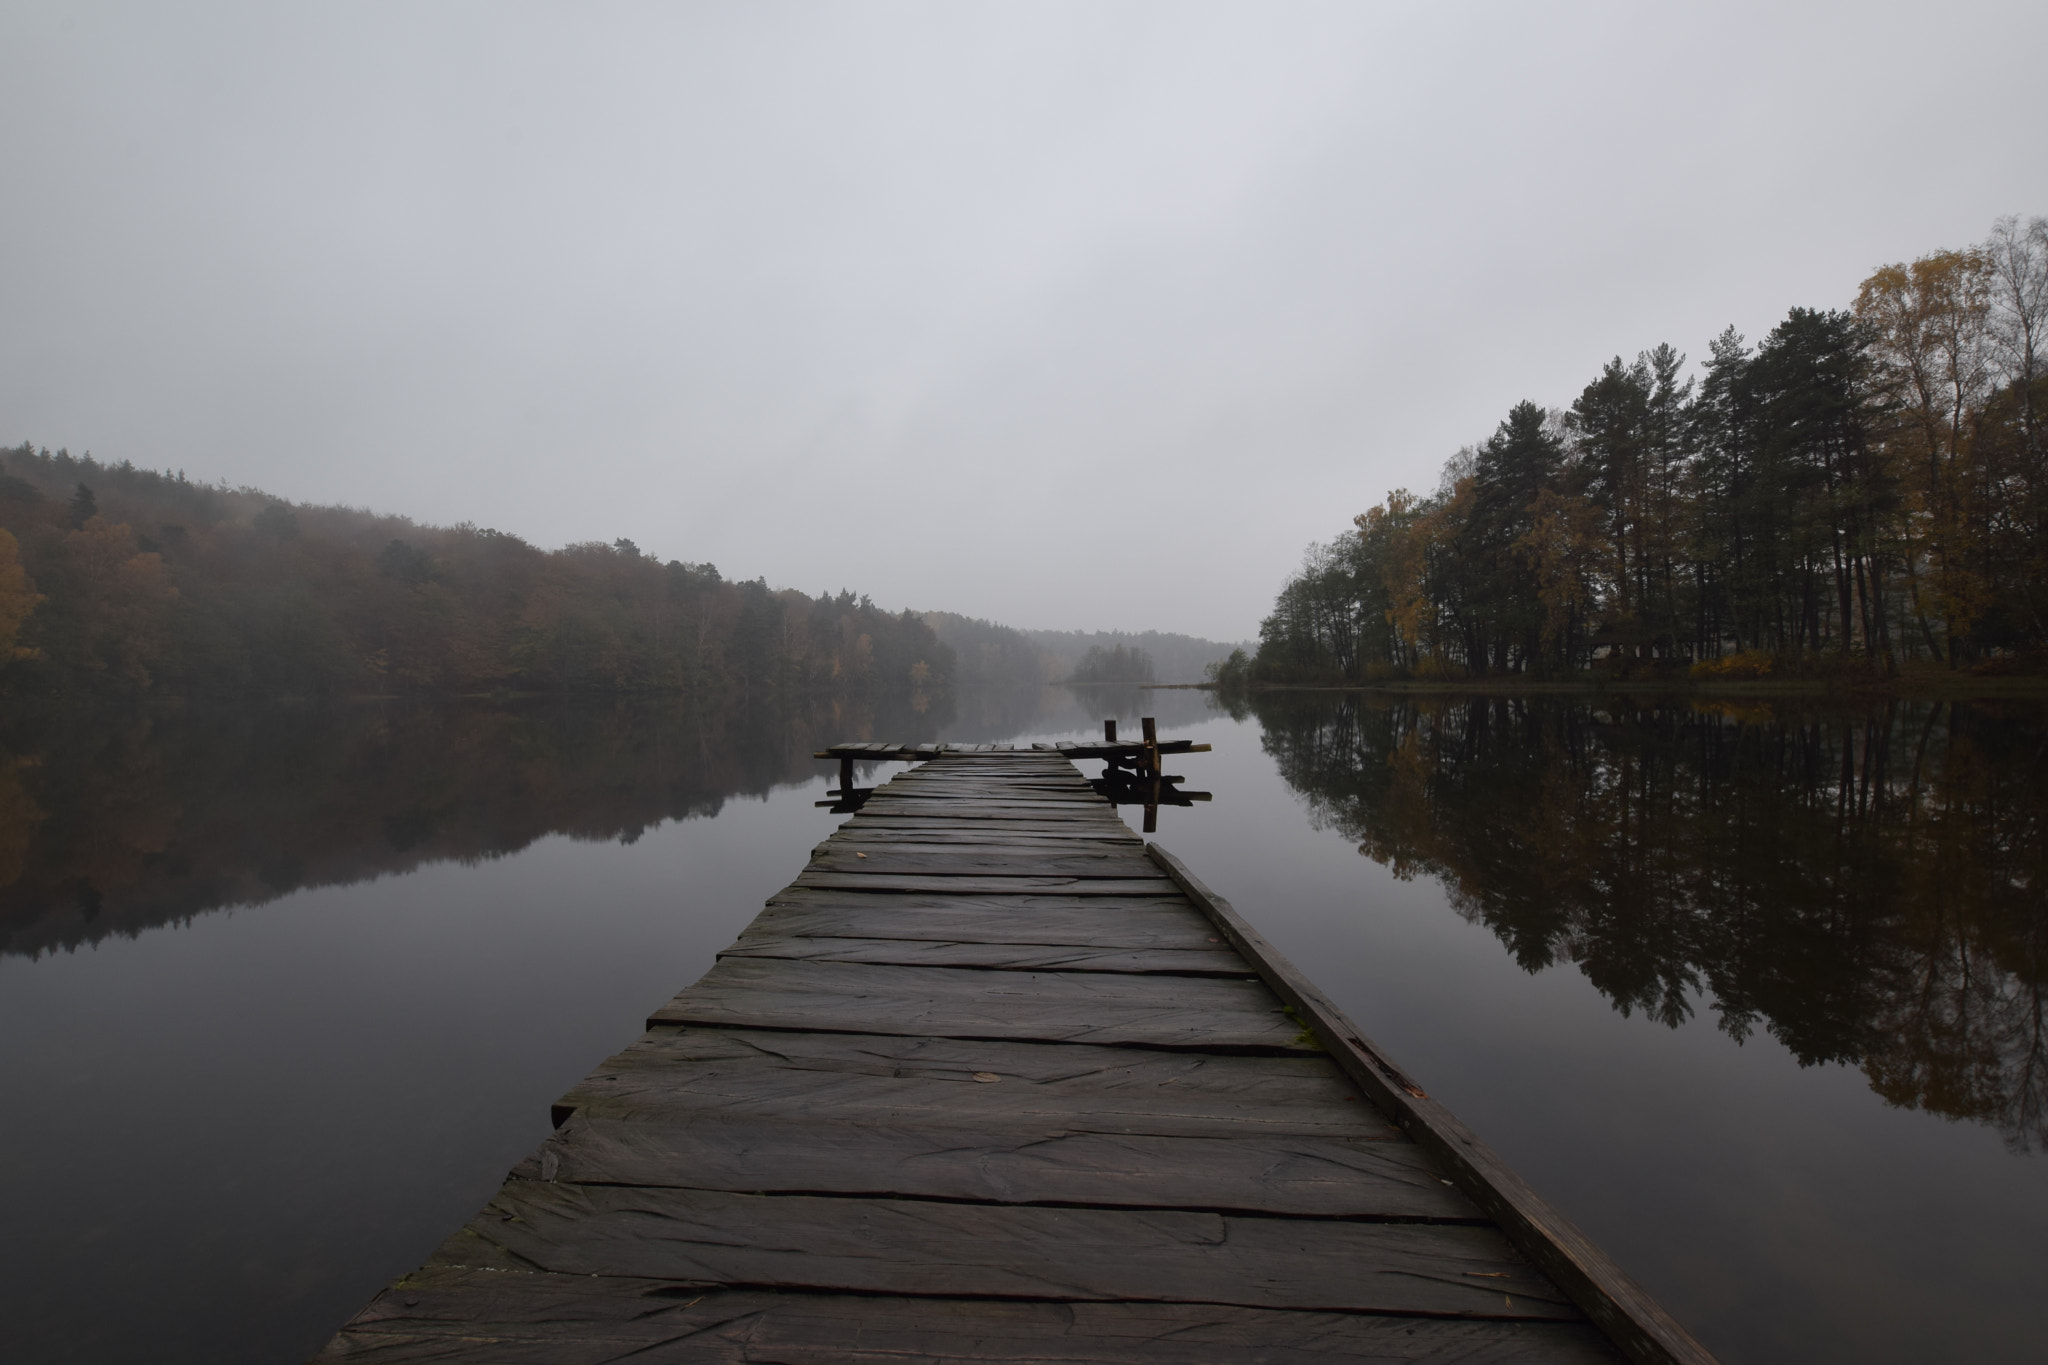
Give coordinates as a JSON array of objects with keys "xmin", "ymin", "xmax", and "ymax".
[{"xmin": 1, "ymin": 688, "xmax": 2041, "ymax": 1364}]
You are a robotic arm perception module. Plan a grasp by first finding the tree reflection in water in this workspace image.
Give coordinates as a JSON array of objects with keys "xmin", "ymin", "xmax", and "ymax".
[
  {"xmin": 1242, "ymin": 692, "xmax": 2048, "ymax": 1152},
  {"xmin": 0, "ymin": 691, "xmax": 960, "ymax": 961},
  {"xmin": 0, "ymin": 683, "xmax": 1190, "ymax": 964}
]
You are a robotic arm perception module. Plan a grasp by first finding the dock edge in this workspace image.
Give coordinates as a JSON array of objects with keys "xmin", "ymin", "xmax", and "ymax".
[{"xmin": 1146, "ymin": 842, "xmax": 1721, "ymax": 1365}]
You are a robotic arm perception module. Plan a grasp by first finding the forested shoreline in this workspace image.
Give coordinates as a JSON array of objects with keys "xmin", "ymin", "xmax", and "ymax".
[
  {"xmin": 0, "ymin": 444, "xmax": 954, "ymax": 699},
  {"xmin": 1231, "ymin": 216, "xmax": 2048, "ymax": 687},
  {"xmin": 0, "ymin": 446, "xmax": 1244, "ymax": 701}
]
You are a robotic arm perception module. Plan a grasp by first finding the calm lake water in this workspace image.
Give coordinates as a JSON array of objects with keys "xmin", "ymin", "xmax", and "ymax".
[{"xmin": 2, "ymin": 687, "xmax": 2043, "ymax": 1364}]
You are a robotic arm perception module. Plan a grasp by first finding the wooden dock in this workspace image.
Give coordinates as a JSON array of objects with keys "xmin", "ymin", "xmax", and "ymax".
[{"xmin": 315, "ymin": 747, "xmax": 1715, "ymax": 1364}]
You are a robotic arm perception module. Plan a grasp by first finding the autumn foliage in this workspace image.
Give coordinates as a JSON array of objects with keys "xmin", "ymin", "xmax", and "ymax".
[
  {"xmin": 1243, "ymin": 217, "xmax": 2048, "ymax": 683},
  {"xmin": 0, "ymin": 447, "xmax": 951, "ymax": 698}
]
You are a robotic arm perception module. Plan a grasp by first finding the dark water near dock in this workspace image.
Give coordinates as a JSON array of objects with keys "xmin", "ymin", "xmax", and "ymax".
[{"xmin": 1, "ymin": 688, "xmax": 2042, "ymax": 1363}]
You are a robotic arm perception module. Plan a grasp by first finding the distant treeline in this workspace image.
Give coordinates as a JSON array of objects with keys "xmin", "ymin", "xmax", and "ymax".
[
  {"xmin": 920, "ymin": 612, "xmax": 1058, "ymax": 688},
  {"xmin": 922, "ymin": 612, "xmax": 1240, "ymax": 687},
  {"xmin": 1028, "ymin": 628, "xmax": 1240, "ymax": 684},
  {"xmin": 1066, "ymin": 643, "xmax": 1155, "ymax": 685},
  {"xmin": 0, "ymin": 445, "xmax": 950, "ymax": 698},
  {"xmin": 1232, "ymin": 216, "xmax": 2048, "ymax": 685}
]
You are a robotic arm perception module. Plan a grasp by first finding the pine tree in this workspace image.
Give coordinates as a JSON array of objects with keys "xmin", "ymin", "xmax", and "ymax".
[{"xmin": 67, "ymin": 482, "xmax": 97, "ymax": 530}]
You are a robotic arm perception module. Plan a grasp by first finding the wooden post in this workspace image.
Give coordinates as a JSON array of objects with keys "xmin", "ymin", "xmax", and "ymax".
[
  {"xmin": 1103, "ymin": 719, "xmax": 1117, "ymax": 742},
  {"xmin": 1141, "ymin": 717, "xmax": 1158, "ymax": 777},
  {"xmin": 839, "ymin": 755, "xmax": 855, "ymax": 797}
]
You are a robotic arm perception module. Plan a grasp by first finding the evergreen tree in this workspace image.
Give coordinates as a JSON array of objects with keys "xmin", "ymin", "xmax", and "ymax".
[{"xmin": 66, "ymin": 482, "xmax": 97, "ymax": 530}]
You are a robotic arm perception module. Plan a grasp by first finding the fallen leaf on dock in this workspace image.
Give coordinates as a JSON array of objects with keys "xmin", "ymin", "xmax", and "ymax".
[{"xmin": 971, "ymin": 1072, "xmax": 1001, "ymax": 1083}]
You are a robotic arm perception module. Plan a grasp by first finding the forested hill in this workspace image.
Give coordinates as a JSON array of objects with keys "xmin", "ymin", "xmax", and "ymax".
[
  {"xmin": 0, "ymin": 444, "xmax": 950, "ymax": 698},
  {"xmin": 1235, "ymin": 215, "xmax": 2048, "ymax": 685}
]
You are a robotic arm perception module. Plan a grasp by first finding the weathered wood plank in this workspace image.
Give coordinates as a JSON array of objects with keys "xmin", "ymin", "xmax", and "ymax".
[
  {"xmin": 850, "ymin": 812, "xmax": 1128, "ymax": 828},
  {"xmin": 853, "ymin": 802, "xmax": 1118, "ymax": 812},
  {"xmin": 514, "ymin": 1109, "xmax": 1480, "ymax": 1218},
  {"xmin": 722, "ymin": 933, "xmax": 1250, "ymax": 975},
  {"xmin": 877, "ymin": 791, "xmax": 1105, "ymax": 805},
  {"xmin": 856, "ymin": 791, "xmax": 1121, "ymax": 805},
  {"xmin": 832, "ymin": 825, "xmax": 1145, "ymax": 845},
  {"xmin": 880, "ymin": 791, "xmax": 1100, "ymax": 802},
  {"xmin": 648, "ymin": 957, "xmax": 1316, "ymax": 1050},
  {"xmin": 841, "ymin": 818, "xmax": 1139, "ymax": 838},
  {"xmin": 763, "ymin": 888, "xmax": 1199, "ymax": 919},
  {"xmin": 828, "ymin": 829, "xmax": 1136, "ymax": 843},
  {"xmin": 868, "ymin": 799, "xmax": 1110, "ymax": 812},
  {"xmin": 861, "ymin": 800, "xmax": 1119, "ymax": 816},
  {"xmin": 555, "ymin": 1027, "xmax": 1398, "ymax": 1139},
  {"xmin": 892, "ymin": 765, "xmax": 1085, "ymax": 774},
  {"xmin": 793, "ymin": 871, "xmax": 1179, "ymax": 895},
  {"xmin": 915, "ymin": 770, "xmax": 1086, "ymax": 778},
  {"xmin": 876, "ymin": 780, "xmax": 1101, "ymax": 791},
  {"xmin": 806, "ymin": 849, "xmax": 1165, "ymax": 877},
  {"xmin": 893, "ymin": 767, "xmax": 1088, "ymax": 777},
  {"xmin": 885, "ymin": 778, "xmax": 1099, "ymax": 794},
  {"xmin": 813, "ymin": 841, "xmax": 1155, "ymax": 859},
  {"xmin": 890, "ymin": 766, "xmax": 1093, "ymax": 779},
  {"xmin": 320, "ymin": 1269, "xmax": 1624, "ymax": 1364},
  {"xmin": 938, "ymin": 786, "xmax": 1118, "ymax": 796},
  {"xmin": 439, "ymin": 1182, "xmax": 1580, "ymax": 1318},
  {"xmin": 749, "ymin": 894, "xmax": 1225, "ymax": 947}
]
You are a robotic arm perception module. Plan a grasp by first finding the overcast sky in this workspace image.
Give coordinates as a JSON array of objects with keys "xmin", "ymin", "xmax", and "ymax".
[{"xmin": 3, "ymin": 2, "xmax": 2041, "ymax": 640}]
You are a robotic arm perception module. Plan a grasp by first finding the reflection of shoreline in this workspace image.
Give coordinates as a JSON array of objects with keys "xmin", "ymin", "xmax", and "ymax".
[
  {"xmin": 0, "ymin": 686, "xmax": 1227, "ymax": 961},
  {"xmin": 1206, "ymin": 675, "xmax": 2048, "ymax": 698},
  {"xmin": 1252, "ymin": 692, "xmax": 2048, "ymax": 1152},
  {"xmin": 0, "ymin": 693, "xmax": 937, "ymax": 961}
]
